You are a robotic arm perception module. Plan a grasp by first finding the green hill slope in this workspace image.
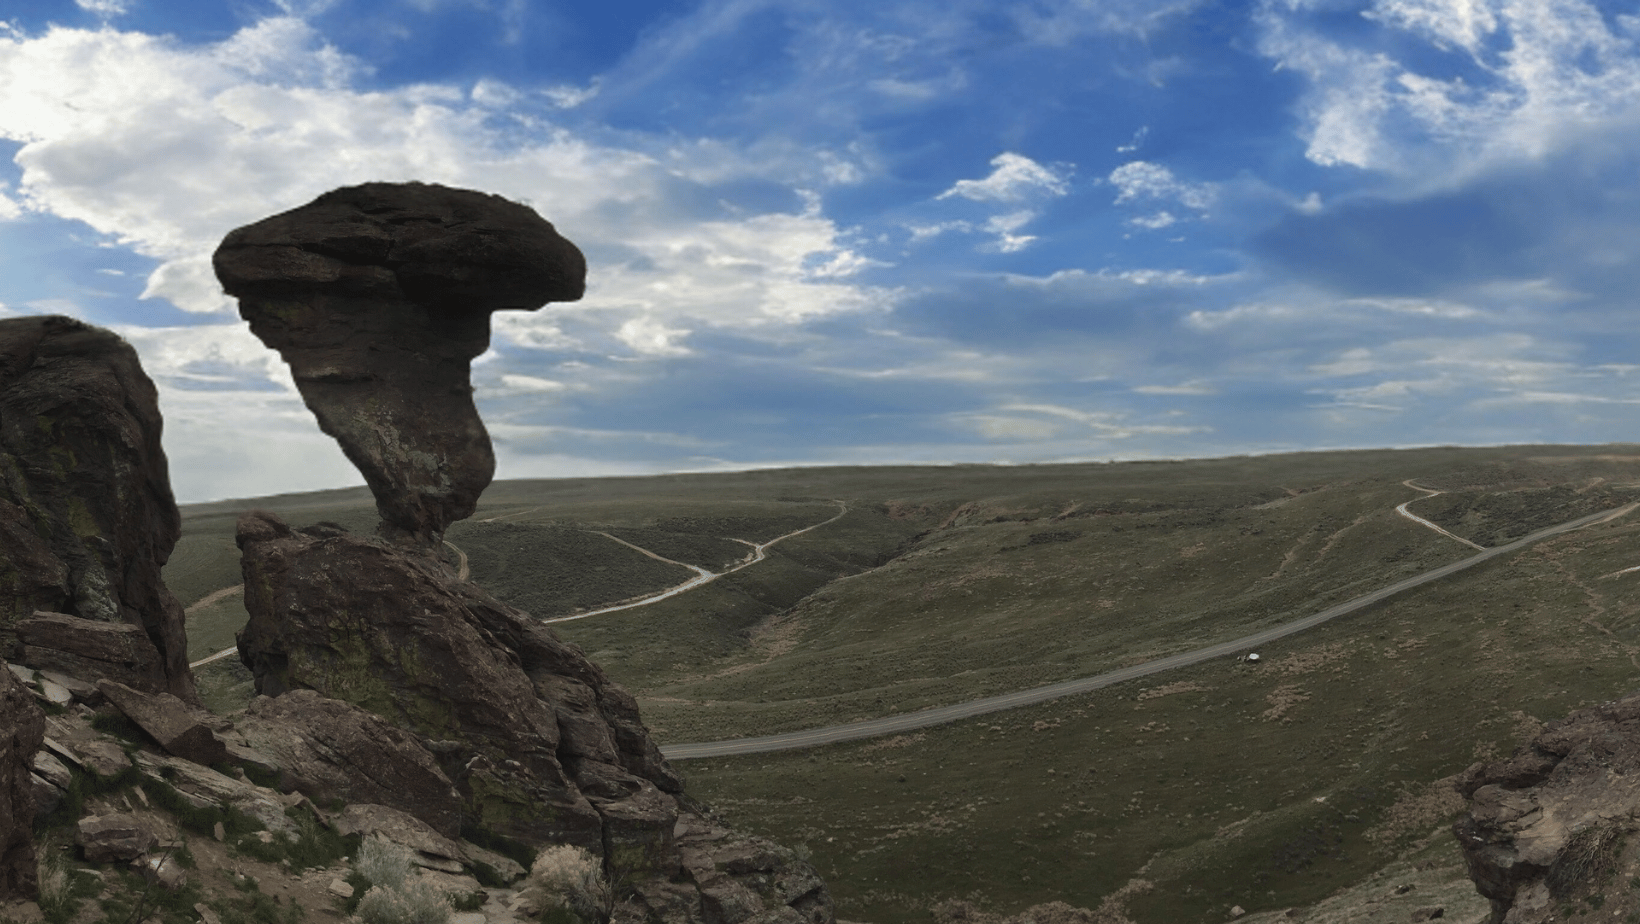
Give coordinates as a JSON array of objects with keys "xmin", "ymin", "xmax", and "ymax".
[{"xmin": 170, "ymin": 445, "xmax": 1640, "ymax": 923}]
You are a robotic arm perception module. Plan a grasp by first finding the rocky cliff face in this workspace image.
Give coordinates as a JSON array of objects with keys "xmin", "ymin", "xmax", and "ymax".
[
  {"xmin": 213, "ymin": 181, "xmax": 586, "ymax": 547},
  {"xmin": 1454, "ymin": 690, "xmax": 1640, "ymax": 923},
  {"xmin": 0, "ymin": 659, "xmax": 44, "ymax": 901},
  {"xmin": 0, "ymin": 315, "xmax": 195, "ymax": 702}
]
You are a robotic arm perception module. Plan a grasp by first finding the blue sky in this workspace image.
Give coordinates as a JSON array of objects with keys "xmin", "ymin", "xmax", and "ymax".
[{"xmin": 3, "ymin": 0, "xmax": 1640, "ymax": 503}]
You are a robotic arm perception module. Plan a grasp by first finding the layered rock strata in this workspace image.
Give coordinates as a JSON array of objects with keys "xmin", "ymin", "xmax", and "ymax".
[
  {"xmin": 212, "ymin": 182, "xmax": 586, "ymax": 546},
  {"xmin": 0, "ymin": 315, "xmax": 195, "ymax": 701},
  {"xmin": 1455, "ymin": 690, "xmax": 1640, "ymax": 922}
]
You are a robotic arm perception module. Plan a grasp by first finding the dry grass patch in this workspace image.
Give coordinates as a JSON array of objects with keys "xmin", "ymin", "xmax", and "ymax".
[
  {"xmin": 1136, "ymin": 680, "xmax": 1211, "ymax": 700},
  {"xmin": 1261, "ymin": 685, "xmax": 1312, "ymax": 722}
]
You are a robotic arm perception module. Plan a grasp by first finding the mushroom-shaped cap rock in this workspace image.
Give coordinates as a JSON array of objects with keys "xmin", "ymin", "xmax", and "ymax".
[
  {"xmin": 213, "ymin": 182, "xmax": 586, "ymax": 546},
  {"xmin": 214, "ymin": 181, "xmax": 584, "ymax": 309}
]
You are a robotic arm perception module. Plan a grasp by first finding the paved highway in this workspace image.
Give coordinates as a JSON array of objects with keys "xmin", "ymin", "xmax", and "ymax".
[{"xmin": 659, "ymin": 502, "xmax": 1637, "ymax": 760}]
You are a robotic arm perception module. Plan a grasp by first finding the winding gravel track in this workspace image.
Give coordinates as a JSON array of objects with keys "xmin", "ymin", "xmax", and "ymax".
[
  {"xmin": 543, "ymin": 501, "xmax": 848, "ymax": 623},
  {"xmin": 658, "ymin": 502, "xmax": 1637, "ymax": 760}
]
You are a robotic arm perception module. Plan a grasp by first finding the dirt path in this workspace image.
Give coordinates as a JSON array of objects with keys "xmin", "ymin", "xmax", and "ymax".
[
  {"xmin": 184, "ymin": 584, "xmax": 243, "ymax": 614},
  {"xmin": 1395, "ymin": 479, "xmax": 1486, "ymax": 550},
  {"xmin": 543, "ymin": 501, "xmax": 849, "ymax": 624}
]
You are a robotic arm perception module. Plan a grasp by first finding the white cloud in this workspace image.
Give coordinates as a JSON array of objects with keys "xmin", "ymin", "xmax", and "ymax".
[
  {"xmin": 495, "ymin": 373, "xmax": 567, "ymax": 393},
  {"xmin": 985, "ymin": 211, "xmax": 1039, "ymax": 252},
  {"xmin": 1012, "ymin": 0, "xmax": 1205, "ymax": 44},
  {"xmin": 938, "ymin": 152, "xmax": 1072, "ymax": 203},
  {"xmin": 0, "ymin": 182, "xmax": 19, "ymax": 220},
  {"xmin": 0, "ymin": 16, "xmax": 891, "ymax": 341},
  {"xmin": 1108, "ymin": 161, "xmax": 1214, "ymax": 210},
  {"xmin": 967, "ymin": 414, "xmax": 1064, "ymax": 441},
  {"xmin": 1133, "ymin": 380, "xmax": 1215, "ymax": 395},
  {"xmin": 139, "ymin": 255, "xmax": 233, "ymax": 315},
  {"xmin": 1365, "ymin": 0, "xmax": 1498, "ymax": 54},
  {"xmin": 74, "ymin": 0, "xmax": 131, "ymax": 16},
  {"xmin": 542, "ymin": 81, "xmax": 599, "ymax": 108},
  {"xmin": 616, "ymin": 317, "xmax": 691, "ymax": 356},
  {"xmin": 1259, "ymin": 0, "xmax": 1640, "ymax": 177},
  {"xmin": 1128, "ymin": 210, "xmax": 1177, "ymax": 230}
]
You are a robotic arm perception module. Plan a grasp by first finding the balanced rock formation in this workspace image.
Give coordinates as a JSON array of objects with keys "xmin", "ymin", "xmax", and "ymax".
[
  {"xmin": 1, "ymin": 658, "xmax": 45, "ymax": 900},
  {"xmin": 1454, "ymin": 691, "xmax": 1640, "ymax": 922},
  {"xmin": 213, "ymin": 182, "xmax": 586, "ymax": 546},
  {"xmin": 221, "ymin": 184, "xmax": 832, "ymax": 923},
  {"xmin": 0, "ymin": 315, "xmax": 195, "ymax": 702}
]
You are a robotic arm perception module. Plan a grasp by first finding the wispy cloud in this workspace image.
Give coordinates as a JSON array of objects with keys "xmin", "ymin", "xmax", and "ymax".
[{"xmin": 938, "ymin": 152, "xmax": 1073, "ymax": 203}]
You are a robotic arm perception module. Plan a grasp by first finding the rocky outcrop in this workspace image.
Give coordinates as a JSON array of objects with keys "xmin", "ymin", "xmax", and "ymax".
[
  {"xmin": 235, "ymin": 511, "xmax": 681, "ymax": 858},
  {"xmin": 0, "ymin": 315, "xmax": 195, "ymax": 702},
  {"xmin": 1, "ymin": 658, "xmax": 44, "ymax": 900},
  {"xmin": 234, "ymin": 689, "xmax": 464, "ymax": 839},
  {"xmin": 1454, "ymin": 691, "xmax": 1640, "ymax": 922},
  {"xmin": 213, "ymin": 182, "xmax": 586, "ymax": 547}
]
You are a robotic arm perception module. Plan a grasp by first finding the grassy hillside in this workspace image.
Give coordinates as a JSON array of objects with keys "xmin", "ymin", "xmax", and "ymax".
[{"xmin": 169, "ymin": 445, "xmax": 1640, "ymax": 923}]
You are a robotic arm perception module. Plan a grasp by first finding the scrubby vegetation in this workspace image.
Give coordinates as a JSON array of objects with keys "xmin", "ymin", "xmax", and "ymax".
[{"xmin": 348, "ymin": 835, "xmax": 451, "ymax": 924}]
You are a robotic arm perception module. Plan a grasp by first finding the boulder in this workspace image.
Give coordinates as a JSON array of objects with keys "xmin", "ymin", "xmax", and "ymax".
[
  {"xmin": 213, "ymin": 182, "xmax": 585, "ymax": 547},
  {"xmin": 333, "ymin": 804, "xmax": 467, "ymax": 871},
  {"xmin": 17, "ymin": 611, "xmax": 169, "ymax": 694},
  {"xmin": 1454, "ymin": 690, "xmax": 1640, "ymax": 922},
  {"xmin": 78, "ymin": 813, "xmax": 157, "ymax": 863},
  {"xmin": 43, "ymin": 713, "xmax": 133, "ymax": 781},
  {"xmin": 0, "ymin": 316, "xmax": 195, "ymax": 702},
  {"xmin": 0, "ymin": 658, "xmax": 44, "ymax": 900},
  {"xmin": 97, "ymin": 680, "xmax": 229, "ymax": 765},
  {"xmin": 234, "ymin": 689, "xmax": 464, "ymax": 838}
]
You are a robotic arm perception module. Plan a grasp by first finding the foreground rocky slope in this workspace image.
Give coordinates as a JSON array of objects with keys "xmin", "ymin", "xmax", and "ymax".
[
  {"xmin": 3, "ymin": 657, "xmax": 829, "ymax": 923},
  {"xmin": 1453, "ymin": 690, "xmax": 1640, "ymax": 923}
]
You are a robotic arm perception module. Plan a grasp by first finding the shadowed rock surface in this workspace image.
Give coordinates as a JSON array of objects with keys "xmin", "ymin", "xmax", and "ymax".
[
  {"xmin": 0, "ymin": 316, "xmax": 195, "ymax": 702},
  {"xmin": 235, "ymin": 511, "xmax": 680, "ymax": 850},
  {"xmin": 234, "ymin": 688, "xmax": 464, "ymax": 839},
  {"xmin": 16, "ymin": 611, "xmax": 169, "ymax": 693},
  {"xmin": 1454, "ymin": 690, "xmax": 1640, "ymax": 923},
  {"xmin": 0, "ymin": 659, "xmax": 43, "ymax": 901},
  {"xmin": 213, "ymin": 182, "xmax": 585, "ymax": 547}
]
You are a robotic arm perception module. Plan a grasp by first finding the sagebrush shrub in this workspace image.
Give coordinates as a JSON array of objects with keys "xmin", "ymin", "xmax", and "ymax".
[
  {"xmin": 356, "ymin": 835, "xmax": 412, "ymax": 891},
  {"xmin": 525, "ymin": 845, "xmax": 610, "ymax": 917},
  {"xmin": 349, "ymin": 834, "xmax": 451, "ymax": 924},
  {"xmin": 353, "ymin": 881, "xmax": 451, "ymax": 924}
]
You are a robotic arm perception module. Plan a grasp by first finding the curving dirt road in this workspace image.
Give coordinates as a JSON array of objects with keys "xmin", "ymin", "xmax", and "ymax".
[
  {"xmin": 542, "ymin": 502, "xmax": 848, "ymax": 624},
  {"xmin": 186, "ymin": 504, "xmax": 846, "ymax": 666},
  {"xmin": 658, "ymin": 502, "xmax": 1637, "ymax": 760},
  {"xmin": 1395, "ymin": 480, "xmax": 1485, "ymax": 550}
]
